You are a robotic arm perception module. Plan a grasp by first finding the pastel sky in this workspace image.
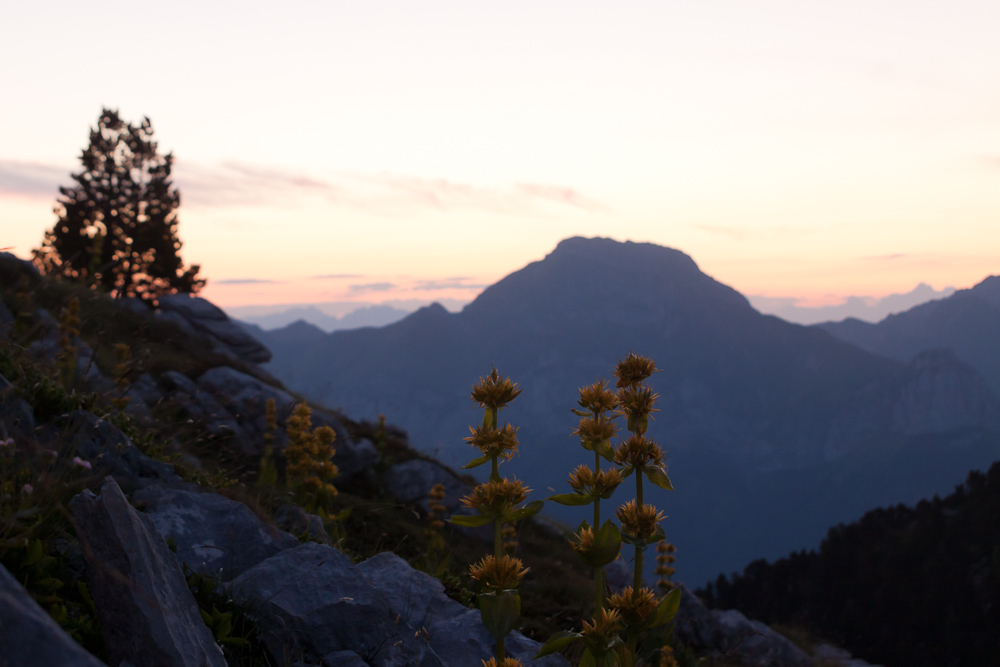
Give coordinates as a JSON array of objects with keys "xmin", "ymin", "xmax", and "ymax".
[{"xmin": 2, "ymin": 1, "xmax": 998, "ymax": 309}]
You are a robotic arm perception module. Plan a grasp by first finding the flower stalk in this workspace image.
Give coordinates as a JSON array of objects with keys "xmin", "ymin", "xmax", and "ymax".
[{"xmin": 452, "ymin": 368, "xmax": 541, "ymax": 665}]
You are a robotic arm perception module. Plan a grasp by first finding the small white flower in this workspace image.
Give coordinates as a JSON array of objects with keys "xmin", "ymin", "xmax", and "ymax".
[
  {"xmin": 22, "ymin": 484, "xmax": 34, "ymax": 494},
  {"xmin": 72, "ymin": 456, "xmax": 92, "ymax": 470}
]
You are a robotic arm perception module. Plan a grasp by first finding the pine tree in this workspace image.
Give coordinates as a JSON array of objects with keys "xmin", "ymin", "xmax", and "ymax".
[{"xmin": 33, "ymin": 108, "xmax": 205, "ymax": 301}]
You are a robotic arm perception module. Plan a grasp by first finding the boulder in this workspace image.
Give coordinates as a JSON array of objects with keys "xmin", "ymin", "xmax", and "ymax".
[
  {"xmin": 134, "ymin": 484, "xmax": 299, "ymax": 579},
  {"xmin": 70, "ymin": 478, "xmax": 226, "ymax": 667},
  {"xmin": 130, "ymin": 372, "xmax": 165, "ymax": 407},
  {"xmin": 358, "ymin": 552, "xmax": 570, "ymax": 667},
  {"xmin": 0, "ymin": 372, "xmax": 35, "ymax": 442},
  {"xmin": 0, "ymin": 250, "xmax": 40, "ymax": 279},
  {"xmin": 673, "ymin": 585, "xmax": 812, "ymax": 667},
  {"xmin": 162, "ymin": 370, "xmax": 256, "ymax": 453},
  {"xmin": 0, "ymin": 561, "xmax": 107, "ymax": 667},
  {"xmin": 231, "ymin": 543, "xmax": 444, "ymax": 667},
  {"xmin": 158, "ymin": 294, "xmax": 272, "ymax": 363},
  {"xmin": 275, "ymin": 504, "xmax": 332, "ymax": 544},
  {"xmin": 53, "ymin": 410, "xmax": 182, "ymax": 491},
  {"xmin": 198, "ymin": 366, "xmax": 297, "ymax": 424},
  {"xmin": 381, "ymin": 459, "xmax": 472, "ymax": 514}
]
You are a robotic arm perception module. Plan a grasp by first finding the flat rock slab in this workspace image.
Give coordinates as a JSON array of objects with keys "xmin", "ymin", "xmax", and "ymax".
[
  {"xmin": 0, "ymin": 561, "xmax": 107, "ymax": 667},
  {"xmin": 70, "ymin": 477, "xmax": 226, "ymax": 667},
  {"xmin": 231, "ymin": 543, "xmax": 444, "ymax": 667},
  {"xmin": 134, "ymin": 484, "xmax": 299, "ymax": 580},
  {"xmin": 358, "ymin": 552, "xmax": 569, "ymax": 667}
]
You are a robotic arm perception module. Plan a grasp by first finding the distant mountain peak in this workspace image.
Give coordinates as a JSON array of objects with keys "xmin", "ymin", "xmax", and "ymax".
[
  {"xmin": 549, "ymin": 236, "xmax": 701, "ymax": 273},
  {"xmin": 970, "ymin": 275, "xmax": 1000, "ymax": 307}
]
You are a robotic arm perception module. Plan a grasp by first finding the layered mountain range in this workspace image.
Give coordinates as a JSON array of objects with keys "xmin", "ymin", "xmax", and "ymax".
[{"xmin": 257, "ymin": 237, "xmax": 1000, "ymax": 584}]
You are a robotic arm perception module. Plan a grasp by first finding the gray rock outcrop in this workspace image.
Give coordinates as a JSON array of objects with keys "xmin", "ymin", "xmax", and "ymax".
[
  {"xmin": 134, "ymin": 484, "xmax": 299, "ymax": 579},
  {"xmin": 55, "ymin": 410, "xmax": 182, "ymax": 491},
  {"xmin": 381, "ymin": 459, "xmax": 471, "ymax": 514},
  {"xmin": 673, "ymin": 585, "xmax": 812, "ymax": 667},
  {"xmin": 275, "ymin": 504, "xmax": 332, "ymax": 544},
  {"xmin": 231, "ymin": 543, "xmax": 445, "ymax": 667},
  {"xmin": 70, "ymin": 478, "xmax": 227, "ymax": 667},
  {"xmin": 0, "ymin": 561, "xmax": 107, "ymax": 667},
  {"xmin": 158, "ymin": 294, "xmax": 272, "ymax": 364},
  {"xmin": 359, "ymin": 551, "xmax": 569, "ymax": 667}
]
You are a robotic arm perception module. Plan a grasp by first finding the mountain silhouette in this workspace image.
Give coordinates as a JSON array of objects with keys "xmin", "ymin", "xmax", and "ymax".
[
  {"xmin": 817, "ymin": 275, "xmax": 1000, "ymax": 393},
  {"xmin": 260, "ymin": 237, "xmax": 1000, "ymax": 584}
]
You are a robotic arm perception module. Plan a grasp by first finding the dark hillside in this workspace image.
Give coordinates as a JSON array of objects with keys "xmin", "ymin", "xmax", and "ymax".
[{"xmin": 700, "ymin": 462, "xmax": 1000, "ymax": 667}]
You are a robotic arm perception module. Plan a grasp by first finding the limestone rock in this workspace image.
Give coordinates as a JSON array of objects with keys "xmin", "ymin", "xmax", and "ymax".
[
  {"xmin": 162, "ymin": 369, "xmax": 255, "ymax": 453},
  {"xmin": 673, "ymin": 585, "xmax": 812, "ymax": 667},
  {"xmin": 158, "ymin": 294, "xmax": 272, "ymax": 363},
  {"xmin": 134, "ymin": 484, "xmax": 299, "ymax": 579},
  {"xmin": 381, "ymin": 459, "xmax": 471, "ymax": 514},
  {"xmin": 70, "ymin": 478, "xmax": 226, "ymax": 667},
  {"xmin": 0, "ymin": 560, "xmax": 107, "ymax": 667},
  {"xmin": 231, "ymin": 543, "xmax": 444, "ymax": 667},
  {"xmin": 55, "ymin": 410, "xmax": 182, "ymax": 491},
  {"xmin": 275, "ymin": 504, "xmax": 332, "ymax": 544},
  {"xmin": 358, "ymin": 552, "xmax": 569, "ymax": 667}
]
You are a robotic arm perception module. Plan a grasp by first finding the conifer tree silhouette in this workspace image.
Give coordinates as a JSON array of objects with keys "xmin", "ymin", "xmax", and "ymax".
[{"xmin": 34, "ymin": 108, "xmax": 205, "ymax": 301}]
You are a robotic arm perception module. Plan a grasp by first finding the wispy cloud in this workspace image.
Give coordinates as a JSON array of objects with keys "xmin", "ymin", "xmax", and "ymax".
[
  {"xmin": 177, "ymin": 161, "xmax": 604, "ymax": 216},
  {"xmin": 215, "ymin": 278, "xmax": 279, "ymax": 285},
  {"xmin": 349, "ymin": 282, "xmax": 396, "ymax": 294},
  {"xmin": 412, "ymin": 279, "xmax": 488, "ymax": 292},
  {"xmin": 0, "ymin": 157, "xmax": 605, "ymax": 218},
  {"xmin": 0, "ymin": 160, "xmax": 68, "ymax": 197},
  {"xmin": 310, "ymin": 273, "xmax": 364, "ymax": 280}
]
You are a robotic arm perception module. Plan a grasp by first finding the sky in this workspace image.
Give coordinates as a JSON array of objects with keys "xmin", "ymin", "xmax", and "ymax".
[{"xmin": 2, "ymin": 1, "xmax": 999, "ymax": 311}]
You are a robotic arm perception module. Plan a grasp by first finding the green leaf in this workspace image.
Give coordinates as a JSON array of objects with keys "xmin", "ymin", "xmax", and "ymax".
[
  {"xmin": 334, "ymin": 507, "xmax": 352, "ymax": 522},
  {"xmin": 648, "ymin": 587, "xmax": 682, "ymax": 628},
  {"xmin": 448, "ymin": 513, "xmax": 492, "ymax": 528},
  {"xmin": 548, "ymin": 493, "xmax": 593, "ymax": 507},
  {"xmin": 504, "ymin": 500, "xmax": 544, "ymax": 522},
  {"xmin": 200, "ymin": 609, "xmax": 212, "ymax": 625},
  {"xmin": 482, "ymin": 407, "xmax": 495, "ymax": 430},
  {"xmin": 643, "ymin": 467, "xmax": 674, "ymax": 491},
  {"xmin": 479, "ymin": 590, "xmax": 521, "ymax": 643},
  {"xmin": 24, "ymin": 539, "xmax": 44, "ymax": 567},
  {"xmin": 221, "ymin": 637, "xmax": 250, "ymax": 647},
  {"xmin": 580, "ymin": 520, "xmax": 622, "ymax": 568},
  {"xmin": 534, "ymin": 630, "xmax": 582, "ymax": 657},
  {"xmin": 462, "ymin": 453, "xmax": 492, "ymax": 470},
  {"xmin": 594, "ymin": 438, "xmax": 615, "ymax": 462},
  {"xmin": 571, "ymin": 408, "xmax": 590, "ymax": 417},
  {"xmin": 580, "ymin": 648, "xmax": 597, "ymax": 667}
]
